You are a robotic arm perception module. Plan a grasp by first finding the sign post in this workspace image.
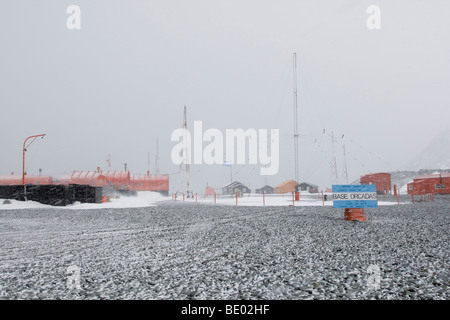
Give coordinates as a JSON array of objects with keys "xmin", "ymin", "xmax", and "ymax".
[{"xmin": 332, "ymin": 185, "xmax": 378, "ymax": 221}]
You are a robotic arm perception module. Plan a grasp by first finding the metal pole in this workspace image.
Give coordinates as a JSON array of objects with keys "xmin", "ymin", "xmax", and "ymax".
[
  {"xmin": 22, "ymin": 134, "xmax": 46, "ymax": 200},
  {"xmin": 293, "ymin": 53, "xmax": 299, "ymax": 184},
  {"xmin": 230, "ymin": 166, "xmax": 232, "ymax": 185}
]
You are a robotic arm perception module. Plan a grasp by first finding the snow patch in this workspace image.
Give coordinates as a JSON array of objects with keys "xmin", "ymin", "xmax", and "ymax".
[{"xmin": 0, "ymin": 191, "xmax": 168, "ymax": 210}]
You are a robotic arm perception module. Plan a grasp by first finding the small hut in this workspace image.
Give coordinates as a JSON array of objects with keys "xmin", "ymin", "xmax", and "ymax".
[
  {"xmin": 221, "ymin": 181, "xmax": 251, "ymax": 195},
  {"xmin": 296, "ymin": 182, "xmax": 319, "ymax": 193},
  {"xmin": 255, "ymin": 185, "xmax": 274, "ymax": 194}
]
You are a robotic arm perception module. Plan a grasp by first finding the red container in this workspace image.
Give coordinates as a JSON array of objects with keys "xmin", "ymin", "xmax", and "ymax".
[{"xmin": 344, "ymin": 208, "xmax": 367, "ymax": 222}]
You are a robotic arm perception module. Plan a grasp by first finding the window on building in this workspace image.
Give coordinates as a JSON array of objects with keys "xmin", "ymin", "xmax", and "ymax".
[
  {"xmin": 409, "ymin": 185, "xmax": 413, "ymax": 190},
  {"xmin": 436, "ymin": 184, "xmax": 441, "ymax": 189},
  {"xmin": 441, "ymin": 184, "xmax": 446, "ymax": 189}
]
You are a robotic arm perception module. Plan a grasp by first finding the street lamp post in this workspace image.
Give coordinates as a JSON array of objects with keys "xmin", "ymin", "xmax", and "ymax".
[{"xmin": 22, "ymin": 134, "xmax": 46, "ymax": 200}]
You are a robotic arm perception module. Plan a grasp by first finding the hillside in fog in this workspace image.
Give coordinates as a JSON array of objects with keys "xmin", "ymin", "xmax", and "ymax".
[{"xmin": 405, "ymin": 128, "xmax": 450, "ymax": 171}]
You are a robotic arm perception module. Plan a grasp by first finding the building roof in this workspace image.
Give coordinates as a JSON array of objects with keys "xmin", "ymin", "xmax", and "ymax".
[
  {"xmin": 274, "ymin": 180, "xmax": 299, "ymax": 194},
  {"xmin": 222, "ymin": 181, "xmax": 248, "ymax": 189},
  {"xmin": 256, "ymin": 185, "xmax": 273, "ymax": 190},
  {"xmin": 298, "ymin": 182, "xmax": 318, "ymax": 188},
  {"xmin": 361, "ymin": 172, "xmax": 391, "ymax": 178},
  {"xmin": 275, "ymin": 180, "xmax": 299, "ymax": 188},
  {"xmin": 414, "ymin": 173, "xmax": 450, "ymax": 180}
]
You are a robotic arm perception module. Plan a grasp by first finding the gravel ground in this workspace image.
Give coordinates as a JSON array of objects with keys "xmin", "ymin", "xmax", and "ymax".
[{"xmin": 0, "ymin": 198, "xmax": 449, "ymax": 300}]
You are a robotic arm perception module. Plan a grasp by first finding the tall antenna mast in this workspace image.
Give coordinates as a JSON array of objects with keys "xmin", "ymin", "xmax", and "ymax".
[
  {"xmin": 182, "ymin": 105, "xmax": 191, "ymax": 194},
  {"xmin": 293, "ymin": 53, "xmax": 299, "ymax": 183},
  {"xmin": 342, "ymin": 143, "xmax": 349, "ymax": 184},
  {"xmin": 330, "ymin": 131, "xmax": 339, "ymax": 184},
  {"xmin": 155, "ymin": 139, "xmax": 160, "ymax": 175},
  {"xmin": 147, "ymin": 151, "xmax": 151, "ymax": 174}
]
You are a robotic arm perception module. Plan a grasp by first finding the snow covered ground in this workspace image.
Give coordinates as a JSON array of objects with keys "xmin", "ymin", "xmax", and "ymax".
[
  {"xmin": 1, "ymin": 191, "xmax": 402, "ymax": 210},
  {"xmin": 0, "ymin": 197, "xmax": 448, "ymax": 300},
  {"xmin": 187, "ymin": 192, "xmax": 400, "ymax": 207}
]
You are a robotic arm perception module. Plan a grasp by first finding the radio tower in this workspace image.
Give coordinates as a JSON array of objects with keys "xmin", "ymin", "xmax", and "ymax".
[
  {"xmin": 155, "ymin": 139, "xmax": 160, "ymax": 175},
  {"xmin": 330, "ymin": 131, "xmax": 339, "ymax": 184},
  {"xmin": 182, "ymin": 106, "xmax": 192, "ymax": 196},
  {"xmin": 342, "ymin": 143, "xmax": 349, "ymax": 184},
  {"xmin": 293, "ymin": 53, "xmax": 299, "ymax": 183}
]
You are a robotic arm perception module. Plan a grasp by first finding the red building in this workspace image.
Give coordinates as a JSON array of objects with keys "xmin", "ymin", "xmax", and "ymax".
[
  {"xmin": 102, "ymin": 171, "xmax": 131, "ymax": 190},
  {"xmin": 59, "ymin": 170, "xmax": 131, "ymax": 190},
  {"xmin": 407, "ymin": 173, "xmax": 450, "ymax": 195},
  {"xmin": 130, "ymin": 173, "xmax": 169, "ymax": 195},
  {"xmin": 360, "ymin": 172, "xmax": 391, "ymax": 195}
]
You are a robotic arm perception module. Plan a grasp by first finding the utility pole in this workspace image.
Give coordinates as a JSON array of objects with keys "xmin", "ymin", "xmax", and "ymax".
[
  {"xmin": 293, "ymin": 53, "xmax": 299, "ymax": 183},
  {"xmin": 230, "ymin": 166, "xmax": 232, "ymax": 185}
]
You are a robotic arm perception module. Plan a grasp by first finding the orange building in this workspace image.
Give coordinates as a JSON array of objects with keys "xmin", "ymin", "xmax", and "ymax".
[
  {"xmin": 274, "ymin": 180, "xmax": 299, "ymax": 194},
  {"xmin": 205, "ymin": 186, "xmax": 216, "ymax": 196}
]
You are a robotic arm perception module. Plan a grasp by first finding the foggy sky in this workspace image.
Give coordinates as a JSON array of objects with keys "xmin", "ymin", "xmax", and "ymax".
[{"xmin": 1, "ymin": 0, "xmax": 449, "ymax": 193}]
